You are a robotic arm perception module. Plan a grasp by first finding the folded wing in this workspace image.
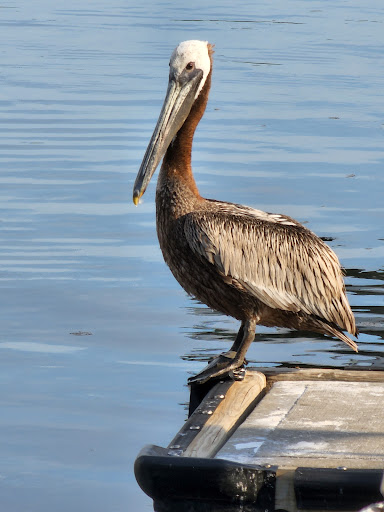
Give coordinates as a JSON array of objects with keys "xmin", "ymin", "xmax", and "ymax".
[{"xmin": 184, "ymin": 202, "xmax": 356, "ymax": 337}]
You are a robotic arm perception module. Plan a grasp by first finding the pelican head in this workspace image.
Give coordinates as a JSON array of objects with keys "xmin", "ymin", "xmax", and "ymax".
[{"xmin": 133, "ymin": 40, "xmax": 211, "ymax": 205}]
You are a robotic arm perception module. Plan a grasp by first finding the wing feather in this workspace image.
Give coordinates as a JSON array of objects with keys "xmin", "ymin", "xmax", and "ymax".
[{"xmin": 183, "ymin": 202, "xmax": 355, "ymax": 334}]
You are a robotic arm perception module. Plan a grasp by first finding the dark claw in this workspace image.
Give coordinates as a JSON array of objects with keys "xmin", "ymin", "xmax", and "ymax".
[{"xmin": 229, "ymin": 367, "xmax": 246, "ymax": 381}]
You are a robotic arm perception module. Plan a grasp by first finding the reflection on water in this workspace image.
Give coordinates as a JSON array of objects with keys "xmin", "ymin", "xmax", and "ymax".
[{"xmin": 0, "ymin": 0, "xmax": 383, "ymax": 511}]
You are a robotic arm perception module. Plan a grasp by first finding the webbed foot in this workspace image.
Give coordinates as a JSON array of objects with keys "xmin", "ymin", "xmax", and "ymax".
[{"xmin": 188, "ymin": 350, "xmax": 246, "ymax": 385}]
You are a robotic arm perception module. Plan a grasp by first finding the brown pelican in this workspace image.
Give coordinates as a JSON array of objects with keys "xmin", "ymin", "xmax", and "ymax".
[{"xmin": 133, "ymin": 40, "xmax": 358, "ymax": 384}]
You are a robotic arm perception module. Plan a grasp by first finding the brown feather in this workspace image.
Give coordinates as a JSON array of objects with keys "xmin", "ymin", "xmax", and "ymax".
[{"xmin": 152, "ymin": 41, "xmax": 358, "ymax": 360}]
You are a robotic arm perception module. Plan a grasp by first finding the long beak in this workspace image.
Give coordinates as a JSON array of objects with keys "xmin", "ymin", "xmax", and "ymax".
[{"xmin": 133, "ymin": 71, "xmax": 203, "ymax": 205}]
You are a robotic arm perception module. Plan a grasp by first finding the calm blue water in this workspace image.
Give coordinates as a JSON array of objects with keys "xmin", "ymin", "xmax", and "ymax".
[{"xmin": 0, "ymin": 1, "xmax": 383, "ymax": 510}]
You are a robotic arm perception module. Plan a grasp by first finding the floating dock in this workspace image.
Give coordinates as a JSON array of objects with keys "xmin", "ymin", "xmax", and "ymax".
[{"xmin": 135, "ymin": 368, "xmax": 384, "ymax": 511}]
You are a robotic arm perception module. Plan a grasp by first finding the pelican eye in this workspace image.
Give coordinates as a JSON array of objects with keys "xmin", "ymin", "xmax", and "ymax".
[{"xmin": 186, "ymin": 62, "xmax": 195, "ymax": 71}]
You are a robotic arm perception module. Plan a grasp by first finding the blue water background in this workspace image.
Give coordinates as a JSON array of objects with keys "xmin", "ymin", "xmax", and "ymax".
[{"xmin": 0, "ymin": 1, "xmax": 383, "ymax": 510}]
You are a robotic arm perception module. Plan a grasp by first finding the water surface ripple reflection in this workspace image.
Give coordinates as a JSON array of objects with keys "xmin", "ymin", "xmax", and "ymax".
[{"xmin": 0, "ymin": 1, "xmax": 383, "ymax": 511}]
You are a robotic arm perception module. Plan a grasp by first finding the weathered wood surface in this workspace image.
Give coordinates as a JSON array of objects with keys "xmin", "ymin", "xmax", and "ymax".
[
  {"xmin": 256, "ymin": 366, "xmax": 384, "ymax": 385},
  {"xmin": 167, "ymin": 371, "xmax": 266, "ymax": 458},
  {"xmin": 216, "ymin": 379, "xmax": 384, "ymax": 470}
]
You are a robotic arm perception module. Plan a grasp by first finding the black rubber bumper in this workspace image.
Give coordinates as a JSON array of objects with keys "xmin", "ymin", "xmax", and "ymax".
[
  {"xmin": 134, "ymin": 444, "xmax": 276, "ymax": 511},
  {"xmin": 135, "ymin": 445, "xmax": 384, "ymax": 511}
]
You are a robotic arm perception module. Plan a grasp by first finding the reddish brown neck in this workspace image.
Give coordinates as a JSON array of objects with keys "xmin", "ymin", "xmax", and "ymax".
[{"xmin": 162, "ymin": 54, "xmax": 213, "ymax": 198}]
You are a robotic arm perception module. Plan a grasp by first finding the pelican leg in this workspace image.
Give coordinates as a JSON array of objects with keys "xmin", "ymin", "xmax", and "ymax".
[
  {"xmin": 188, "ymin": 318, "xmax": 257, "ymax": 385},
  {"xmin": 228, "ymin": 322, "xmax": 245, "ymax": 353}
]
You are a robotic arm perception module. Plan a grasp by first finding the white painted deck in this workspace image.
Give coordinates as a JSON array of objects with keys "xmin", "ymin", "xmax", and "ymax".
[{"xmin": 216, "ymin": 379, "xmax": 384, "ymax": 470}]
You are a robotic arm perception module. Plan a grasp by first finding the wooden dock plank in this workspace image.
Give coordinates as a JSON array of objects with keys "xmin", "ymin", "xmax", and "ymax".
[
  {"xmin": 258, "ymin": 367, "xmax": 384, "ymax": 385},
  {"xmin": 168, "ymin": 371, "xmax": 266, "ymax": 458}
]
